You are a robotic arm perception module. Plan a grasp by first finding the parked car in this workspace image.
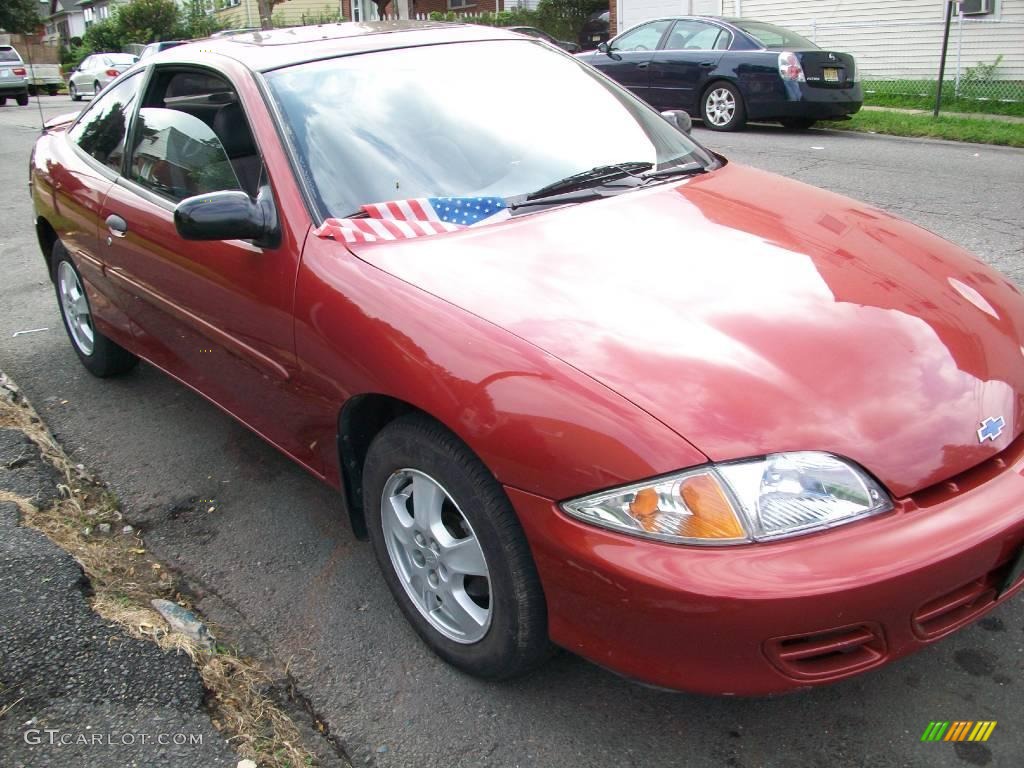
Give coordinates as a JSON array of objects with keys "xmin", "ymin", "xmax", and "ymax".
[
  {"xmin": 67, "ymin": 53, "xmax": 137, "ymax": 101},
  {"xmin": 578, "ymin": 9, "xmax": 610, "ymax": 51},
  {"xmin": 30, "ymin": 22, "xmax": 1024, "ymax": 696},
  {"xmin": 507, "ymin": 26, "xmax": 580, "ymax": 53},
  {"xmin": 138, "ymin": 41, "xmax": 188, "ymax": 60},
  {"xmin": 576, "ymin": 16, "xmax": 862, "ymax": 130},
  {"xmin": 0, "ymin": 45, "xmax": 30, "ymax": 106},
  {"xmin": 26, "ymin": 62, "xmax": 64, "ymax": 96}
]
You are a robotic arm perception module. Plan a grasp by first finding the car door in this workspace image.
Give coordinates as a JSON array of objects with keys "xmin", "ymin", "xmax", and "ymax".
[
  {"xmin": 647, "ymin": 20, "xmax": 732, "ymax": 111},
  {"xmin": 50, "ymin": 72, "xmax": 145, "ymax": 329},
  {"xmin": 69, "ymin": 56, "xmax": 90, "ymax": 93},
  {"xmin": 96, "ymin": 65, "xmax": 322, "ymax": 473},
  {"xmin": 590, "ymin": 20, "xmax": 673, "ymax": 103}
]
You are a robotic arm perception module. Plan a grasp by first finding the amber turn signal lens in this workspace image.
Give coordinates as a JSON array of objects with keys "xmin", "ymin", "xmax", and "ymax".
[{"xmin": 678, "ymin": 473, "xmax": 746, "ymax": 539}]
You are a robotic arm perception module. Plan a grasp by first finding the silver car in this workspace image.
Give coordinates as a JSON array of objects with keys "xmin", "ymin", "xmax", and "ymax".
[
  {"xmin": 0, "ymin": 45, "xmax": 29, "ymax": 106},
  {"xmin": 68, "ymin": 53, "xmax": 137, "ymax": 101}
]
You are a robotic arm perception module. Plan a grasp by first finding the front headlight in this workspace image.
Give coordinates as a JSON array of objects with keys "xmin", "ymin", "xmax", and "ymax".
[{"xmin": 561, "ymin": 452, "xmax": 892, "ymax": 545}]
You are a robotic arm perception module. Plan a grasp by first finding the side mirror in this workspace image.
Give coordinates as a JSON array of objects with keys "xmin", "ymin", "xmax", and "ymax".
[
  {"xmin": 661, "ymin": 109, "xmax": 693, "ymax": 135},
  {"xmin": 174, "ymin": 185, "xmax": 280, "ymax": 249},
  {"xmin": 597, "ymin": 41, "xmax": 610, "ymax": 54}
]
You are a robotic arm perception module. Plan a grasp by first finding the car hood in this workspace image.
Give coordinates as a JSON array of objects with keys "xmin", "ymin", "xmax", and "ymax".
[{"xmin": 350, "ymin": 163, "xmax": 1024, "ymax": 497}]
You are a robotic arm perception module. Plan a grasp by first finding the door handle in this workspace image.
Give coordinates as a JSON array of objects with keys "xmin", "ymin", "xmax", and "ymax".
[
  {"xmin": 105, "ymin": 214, "xmax": 127, "ymax": 239},
  {"xmin": 699, "ymin": 62, "xmax": 715, "ymax": 68},
  {"xmin": 636, "ymin": 61, "xmax": 649, "ymax": 69}
]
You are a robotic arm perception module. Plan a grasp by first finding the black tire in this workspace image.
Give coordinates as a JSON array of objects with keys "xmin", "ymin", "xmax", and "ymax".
[
  {"xmin": 93, "ymin": 80, "xmax": 101, "ymax": 95},
  {"xmin": 69, "ymin": 83, "xmax": 80, "ymax": 102},
  {"xmin": 363, "ymin": 413, "xmax": 551, "ymax": 679},
  {"xmin": 27, "ymin": 85, "xmax": 37, "ymax": 96},
  {"xmin": 780, "ymin": 118, "xmax": 817, "ymax": 130},
  {"xmin": 47, "ymin": 87, "xmax": 59, "ymax": 96},
  {"xmin": 0, "ymin": 97, "xmax": 6, "ymax": 106},
  {"xmin": 16, "ymin": 92, "xmax": 29, "ymax": 107},
  {"xmin": 700, "ymin": 81, "xmax": 746, "ymax": 132},
  {"xmin": 51, "ymin": 242, "xmax": 138, "ymax": 378}
]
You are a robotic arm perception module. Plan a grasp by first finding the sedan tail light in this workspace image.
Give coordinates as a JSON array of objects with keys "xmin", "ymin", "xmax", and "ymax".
[
  {"xmin": 13, "ymin": 67, "xmax": 27, "ymax": 77},
  {"xmin": 106, "ymin": 68, "xmax": 120, "ymax": 77},
  {"xmin": 778, "ymin": 52, "xmax": 806, "ymax": 82}
]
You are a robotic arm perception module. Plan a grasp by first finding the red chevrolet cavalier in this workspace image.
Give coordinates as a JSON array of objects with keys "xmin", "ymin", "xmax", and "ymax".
[{"xmin": 30, "ymin": 22, "xmax": 1024, "ymax": 695}]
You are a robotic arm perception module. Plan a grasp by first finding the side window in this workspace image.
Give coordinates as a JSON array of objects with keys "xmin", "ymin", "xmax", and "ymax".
[
  {"xmin": 67, "ymin": 72, "xmax": 143, "ymax": 173},
  {"xmin": 611, "ymin": 20, "xmax": 672, "ymax": 52},
  {"xmin": 128, "ymin": 108, "xmax": 241, "ymax": 201},
  {"xmin": 664, "ymin": 21, "xmax": 728, "ymax": 51},
  {"xmin": 128, "ymin": 69, "xmax": 262, "ymax": 200}
]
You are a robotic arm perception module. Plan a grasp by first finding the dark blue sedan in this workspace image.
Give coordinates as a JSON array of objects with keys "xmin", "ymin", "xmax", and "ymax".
[{"xmin": 576, "ymin": 16, "xmax": 862, "ymax": 131}]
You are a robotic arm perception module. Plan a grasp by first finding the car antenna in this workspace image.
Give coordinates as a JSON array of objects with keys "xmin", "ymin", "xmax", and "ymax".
[{"xmin": 22, "ymin": 36, "xmax": 48, "ymax": 134}]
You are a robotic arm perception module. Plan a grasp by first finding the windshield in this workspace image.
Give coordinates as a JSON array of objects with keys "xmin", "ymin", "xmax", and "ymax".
[
  {"xmin": 732, "ymin": 21, "xmax": 817, "ymax": 50},
  {"xmin": 265, "ymin": 40, "xmax": 715, "ymax": 218}
]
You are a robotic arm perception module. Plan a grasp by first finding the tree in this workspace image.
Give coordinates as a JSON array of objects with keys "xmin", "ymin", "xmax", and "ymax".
[
  {"xmin": 181, "ymin": 0, "xmax": 223, "ymax": 39},
  {"xmin": 0, "ymin": 0, "xmax": 41, "ymax": 34},
  {"xmin": 116, "ymin": 0, "xmax": 180, "ymax": 43},
  {"xmin": 256, "ymin": 0, "xmax": 284, "ymax": 30}
]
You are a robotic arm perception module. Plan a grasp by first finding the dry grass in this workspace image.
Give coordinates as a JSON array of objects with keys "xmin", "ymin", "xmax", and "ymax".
[{"xmin": 0, "ymin": 377, "xmax": 316, "ymax": 768}]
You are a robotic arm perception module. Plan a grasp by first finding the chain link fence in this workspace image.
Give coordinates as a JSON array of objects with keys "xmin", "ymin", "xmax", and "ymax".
[{"xmin": 783, "ymin": 17, "xmax": 1024, "ymax": 112}]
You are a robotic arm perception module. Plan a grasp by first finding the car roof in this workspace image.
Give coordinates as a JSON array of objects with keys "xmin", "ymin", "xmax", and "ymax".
[{"xmin": 164, "ymin": 21, "xmax": 526, "ymax": 73}]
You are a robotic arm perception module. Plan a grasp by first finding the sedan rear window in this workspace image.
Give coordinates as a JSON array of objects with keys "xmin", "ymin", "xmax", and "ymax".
[{"xmin": 732, "ymin": 21, "xmax": 817, "ymax": 50}]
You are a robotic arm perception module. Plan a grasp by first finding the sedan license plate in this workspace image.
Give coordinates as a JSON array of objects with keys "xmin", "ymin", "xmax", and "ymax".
[
  {"xmin": 591, "ymin": 35, "xmax": 602, "ymax": 42},
  {"xmin": 999, "ymin": 546, "xmax": 1024, "ymax": 597},
  {"xmin": 823, "ymin": 67, "xmax": 840, "ymax": 83},
  {"xmin": 0, "ymin": 69, "xmax": 9, "ymax": 78}
]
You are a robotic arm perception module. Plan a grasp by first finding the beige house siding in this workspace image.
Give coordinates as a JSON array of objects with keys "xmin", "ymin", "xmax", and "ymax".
[
  {"xmin": 214, "ymin": 0, "xmax": 343, "ymax": 28},
  {"xmin": 717, "ymin": 0, "xmax": 1024, "ymax": 81}
]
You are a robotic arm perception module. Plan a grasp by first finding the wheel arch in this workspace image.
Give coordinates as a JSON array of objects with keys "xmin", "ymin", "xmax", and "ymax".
[
  {"xmin": 36, "ymin": 217, "xmax": 59, "ymax": 280},
  {"xmin": 337, "ymin": 393, "xmax": 423, "ymax": 539}
]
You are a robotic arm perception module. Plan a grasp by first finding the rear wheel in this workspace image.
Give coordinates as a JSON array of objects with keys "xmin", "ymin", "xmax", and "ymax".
[
  {"xmin": 52, "ymin": 242, "xmax": 138, "ymax": 378},
  {"xmin": 0, "ymin": 97, "xmax": 6, "ymax": 106},
  {"xmin": 780, "ymin": 118, "xmax": 817, "ymax": 130},
  {"xmin": 69, "ymin": 82, "xmax": 80, "ymax": 101},
  {"xmin": 701, "ymin": 81, "xmax": 746, "ymax": 131},
  {"xmin": 93, "ymin": 80, "xmax": 101, "ymax": 95},
  {"xmin": 16, "ymin": 92, "xmax": 29, "ymax": 107},
  {"xmin": 47, "ymin": 86, "xmax": 59, "ymax": 96},
  {"xmin": 363, "ymin": 413, "xmax": 550, "ymax": 679}
]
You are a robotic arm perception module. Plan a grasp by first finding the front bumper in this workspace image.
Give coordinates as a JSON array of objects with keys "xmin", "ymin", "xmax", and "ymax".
[{"xmin": 510, "ymin": 435, "xmax": 1024, "ymax": 695}]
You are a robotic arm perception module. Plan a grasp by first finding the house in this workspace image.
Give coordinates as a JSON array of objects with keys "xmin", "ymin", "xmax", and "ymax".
[
  {"xmin": 212, "ymin": 0, "xmax": 345, "ymax": 27},
  {"xmin": 337, "ymin": 0, "xmax": 506, "ymax": 21},
  {"xmin": 44, "ymin": 0, "xmax": 87, "ymax": 46},
  {"xmin": 78, "ymin": 0, "xmax": 118, "ymax": 30},
  {"xmin": 610, "ymin": 0, "xmax": 1024, "ymax": 83}
]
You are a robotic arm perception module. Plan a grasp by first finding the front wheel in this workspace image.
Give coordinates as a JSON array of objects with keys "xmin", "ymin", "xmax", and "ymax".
[
  {"xmin": 52, "ymin": 242, "xmax": 138, "ymax": 378},
  {"xmin": 701, "ymin": 82, "xmax": 746, "ymax": 131},
  {"xmin": 780, "ymin": 118, "xmax": 817, "ymax": 130},
  {"xmin": 363, "ymin": 414, "xmax": 551, "ymax": 679},
  {"xmin": 69, "ymin": 82, "xmax": 80, "ymax": 101},
  {"xmin": 93, "ymin": 80, "xmax": 101, "ymax": 95}
]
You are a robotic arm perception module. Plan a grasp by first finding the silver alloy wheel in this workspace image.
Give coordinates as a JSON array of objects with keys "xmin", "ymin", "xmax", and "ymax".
[
  {"xmin": 381, "ymin": 468, "xmax": 492, "ymax": 643},
  {"xmin": 57, "ymin": 261, "xmax": 95, "ymax": 355},
  {"xmin": 705, "ymin": 87, "xmax": 736, "ymax": 127}
]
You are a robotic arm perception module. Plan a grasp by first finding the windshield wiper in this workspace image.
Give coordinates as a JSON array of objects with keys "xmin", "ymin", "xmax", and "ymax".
[
  {"xmin": 508, "ymin": 189, "xmax": 608, "ymax": 211},
  {"xmin": 526, "ymin": 162, "xmax": 653, "ymax": 201},
  {"xmin": 640, "ymin": 161, "xmax": 708, "ymax": 182}
]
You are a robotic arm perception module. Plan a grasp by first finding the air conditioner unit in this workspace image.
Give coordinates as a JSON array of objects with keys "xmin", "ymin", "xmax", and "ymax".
[{"xmin": 959, "ymin": 0, "xmax": 994, "ymax": 15}]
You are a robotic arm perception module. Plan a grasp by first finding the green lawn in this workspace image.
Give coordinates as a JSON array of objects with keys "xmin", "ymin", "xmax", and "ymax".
[
  {"xmin": 862, "ymin": 80, "xmax": 1024, "ymax": 118},
  {"xmin": 821, "ymin": 110, "xmax": 1024, "ymax": 147}
]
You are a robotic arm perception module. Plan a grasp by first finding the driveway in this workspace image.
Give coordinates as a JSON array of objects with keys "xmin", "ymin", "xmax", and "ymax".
[{"xmin": 1, "ymin": 96, "xmax": 1023, "ymax": 768}]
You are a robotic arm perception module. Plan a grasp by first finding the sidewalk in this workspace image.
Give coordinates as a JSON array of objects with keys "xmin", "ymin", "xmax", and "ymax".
[
  {"xmin": 0, "ymin": 423, "xmax": 237, "ymax": 766},
  {"xmin": 861, "ymin": 105, "xmax": 1024, "ymax": 124}
]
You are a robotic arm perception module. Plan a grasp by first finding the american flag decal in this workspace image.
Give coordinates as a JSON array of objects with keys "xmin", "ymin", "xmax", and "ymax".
[{"xmin": 315, "ymin": 197, "xmax": 511, "ymax": 244}]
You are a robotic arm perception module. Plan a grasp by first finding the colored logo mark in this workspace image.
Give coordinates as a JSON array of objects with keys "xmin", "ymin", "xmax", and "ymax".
[
  {"xmin": 921, "ymin": 721, "xmax": 997, "ymax": 742},
  {"xmin": 977, "ymin": 416, "xmax": 1005, "ymax": 443}
]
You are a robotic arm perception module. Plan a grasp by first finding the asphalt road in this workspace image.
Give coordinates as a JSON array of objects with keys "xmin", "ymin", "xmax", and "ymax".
[{"xmin": 1, "ymin": 95, "xmax": 1023, "ymax": 768}]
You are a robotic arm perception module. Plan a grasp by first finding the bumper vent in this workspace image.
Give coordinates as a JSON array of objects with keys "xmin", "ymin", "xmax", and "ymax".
[
  {"xmin": 764, "ymin": 622, "xmax": 886, "ymax": 680},
  {"xmin": 913, "ymin": 571, "xmax": 1002, "ymax": 641}
]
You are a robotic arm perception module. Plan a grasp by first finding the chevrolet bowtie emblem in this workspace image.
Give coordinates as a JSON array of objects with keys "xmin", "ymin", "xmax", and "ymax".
[{"xmin": 977, "ymin": 416, "xmax": 1006, "ymax": 443}]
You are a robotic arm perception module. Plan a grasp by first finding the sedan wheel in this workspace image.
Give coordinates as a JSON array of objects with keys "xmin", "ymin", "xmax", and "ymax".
[
  {"xmin": 701, "ymin": 82, "xmax": 746, "ymax": 131},
  {"xmin": 69, "ymin": 82, "xmax": 80, "ymax": 101},
  {"xmin": 52, "ymin": 242, "xmax": 138, "ymax": 377},
  {"xmin": 364, "ymin": 414, "xmax": 550, "ymax": 678}
]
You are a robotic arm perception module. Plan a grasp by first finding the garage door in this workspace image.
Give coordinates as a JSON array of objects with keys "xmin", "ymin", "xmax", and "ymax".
[{"xmin": 619, "ymin": 0, "xmax": 722, "ymax": 35}]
